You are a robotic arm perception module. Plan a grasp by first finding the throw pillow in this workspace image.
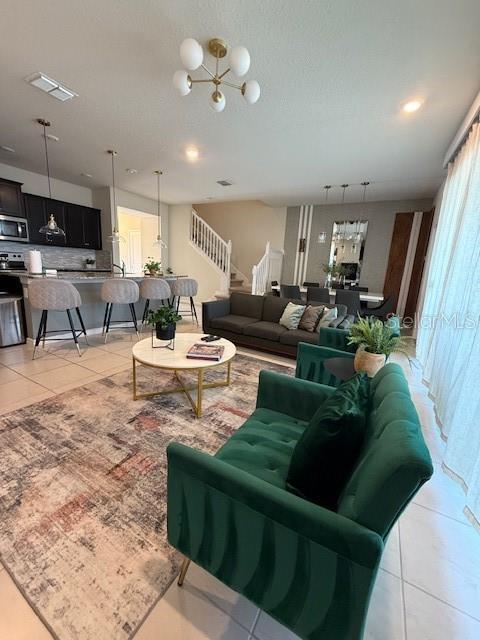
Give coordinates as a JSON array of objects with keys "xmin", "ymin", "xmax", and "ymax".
[
  {"xmin": 298, "ymin": 305, "xmax": 324, "ymax": 332},
  {"xmin": 279, "ymin": 302, "xmax": 306, "ymax": 330},
  {"xmin": 316, "ymin": 306, "xmax": 338, "ymax": 331},
  {"xmin": 286, "ymin": 373, "xmax": 369, "ymax": 509}
]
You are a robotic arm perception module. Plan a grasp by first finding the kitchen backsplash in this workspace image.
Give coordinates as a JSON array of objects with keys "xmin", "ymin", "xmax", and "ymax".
[{"xmin": 0, "ymin": 241, "xmax": 111, "ymax": 270}]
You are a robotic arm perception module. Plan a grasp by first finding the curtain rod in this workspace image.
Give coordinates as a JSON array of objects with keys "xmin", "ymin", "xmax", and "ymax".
[{"xmin": 443, "ymin": 89, "xmax": 480, "ymax": 167}]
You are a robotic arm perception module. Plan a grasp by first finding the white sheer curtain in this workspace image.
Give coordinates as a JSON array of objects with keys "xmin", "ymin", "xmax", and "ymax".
[{"xmin": 417, "ymin": 122, "xmax": 480, "ymax": 528}]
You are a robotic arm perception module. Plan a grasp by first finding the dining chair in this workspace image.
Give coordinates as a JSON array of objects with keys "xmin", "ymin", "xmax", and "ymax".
[
  {"xmin": 280, "ymin": 284, "xmax": 301, "ymax": 299},
  {"xmin": 306, "ymin": 287, "xmax": 331, "ymax": 304},
  {"xmin": 335, "ymin": 289, "xmax": 361, "ymax": 316}
]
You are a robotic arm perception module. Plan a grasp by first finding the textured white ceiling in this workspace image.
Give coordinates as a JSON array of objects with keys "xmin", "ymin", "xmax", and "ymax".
[{"xmin": 0, "ymin": 0, "xmax": 479, "ymax": 206}]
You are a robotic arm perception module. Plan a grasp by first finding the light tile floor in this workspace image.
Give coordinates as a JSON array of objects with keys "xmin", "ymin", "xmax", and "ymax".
[{"xmin": 0, "ymin": 326, "xmax": 479, "ymax": 639}]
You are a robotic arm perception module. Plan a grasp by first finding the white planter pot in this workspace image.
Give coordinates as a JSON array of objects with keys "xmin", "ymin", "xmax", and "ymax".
[
  {"xmin": 85, "ymin": 264, "xmax": 96, "ymax": 270},
  {"xmin": 354, "ymin": 349, "xmax": 386, "ymax": 378}
]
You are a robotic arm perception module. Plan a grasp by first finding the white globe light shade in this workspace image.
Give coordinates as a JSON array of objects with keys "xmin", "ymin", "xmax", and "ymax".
[
  {"xmin": 173, "ymin": 70, "xmax": 191, "ymax": 96},
  {"xmin": 242, "ymin": 80, "xmax": 260, "ymax": 104},
  {"xmin": 228, "ymin": 45, "xmax": 250, "ymax": 77},
  {"xmin": 210, "ymin": 90, "xmax": 226, "ymax": 112},
  {"xmin": 180, "ymin": 38, "xmax": 203, "ymax": 71}
]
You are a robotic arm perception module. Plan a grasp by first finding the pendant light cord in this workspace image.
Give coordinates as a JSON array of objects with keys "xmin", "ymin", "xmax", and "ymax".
[
  {"xmin": 110, "ymin": 151, "xmax": 118, "ymax": 231},
  {"xmin": 42, "ymin": 122, "xmax": 52, "ymax": 199},
  {"xmin": 157, "ymin": 171, "xmax": 161, "ymax": 237}
]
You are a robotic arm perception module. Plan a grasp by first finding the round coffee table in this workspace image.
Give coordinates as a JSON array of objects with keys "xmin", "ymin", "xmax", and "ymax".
[{"xmin": 131, "ymin": 333, "xmax": 236, "ymax": 418}]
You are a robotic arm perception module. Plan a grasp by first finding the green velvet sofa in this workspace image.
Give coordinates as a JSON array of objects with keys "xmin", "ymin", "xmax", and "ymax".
[{"xmin": 167, "ymin": 362, "xmax": 432, "ymax": 640}]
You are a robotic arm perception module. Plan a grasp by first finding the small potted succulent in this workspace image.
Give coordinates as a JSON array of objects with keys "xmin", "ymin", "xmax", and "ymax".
[
  {"xmin": 165, "ymin": 266, "xmax": 173, "ymax": 275},
  {"xmin": 147, "ymin": 306, "xmax": 182, "ymax": 341},
  {"xmin": 85, "ymin": 257, "xmax": 96, "ymax": 270},
  {"xmin": 347, "ymin": 316, "xmax": 408, "ymax": 377},
  {"xmin": 144, "ymin": 257, "xmax": 162, "ymax": 276}
]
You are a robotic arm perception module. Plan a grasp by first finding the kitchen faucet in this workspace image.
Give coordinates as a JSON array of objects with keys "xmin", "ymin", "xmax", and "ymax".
[{"xmin": 112, "ymin": 260, "xmax": 126, "ymax": 277}]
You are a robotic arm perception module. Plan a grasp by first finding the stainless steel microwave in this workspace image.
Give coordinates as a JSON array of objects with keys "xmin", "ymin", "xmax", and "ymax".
[{"xmin": 0, "ymin": 214, "xmax": 29, "ymax": 243}]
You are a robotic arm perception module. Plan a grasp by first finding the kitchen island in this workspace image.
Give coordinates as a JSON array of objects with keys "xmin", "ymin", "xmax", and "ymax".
[{"xmin": 0, "ymin": 271, "xmax": 187, "ymax": 339}]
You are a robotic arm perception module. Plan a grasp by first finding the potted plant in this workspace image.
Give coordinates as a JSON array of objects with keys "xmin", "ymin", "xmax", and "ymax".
[
  {"xmin": 166, "ymin": 266, "xmax": 173, "ymax": 275},
  {"xmin": 85, "ymin": 257, "xmax": 96, "ymax": 270},
  {"xmin": 347, "ymin": 316, "xmax": 408, "ymax": 377},
  {"xmin": 322, "ymin": 263, "xmax": 335, "ymax": 286},
  {"xmin": 147, "ymin": 306, "xmax": 182, "ymax": 341},
  {"xmin": 144, "ymin": 257, "xmax": 162, "ymax": 276}
]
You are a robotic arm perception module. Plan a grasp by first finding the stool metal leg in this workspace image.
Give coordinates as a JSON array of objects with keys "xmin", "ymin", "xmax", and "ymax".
[
  {"xmin": 76, "ymin": 307, "xmax": 89, "ymax": 344},
  {"xmin": 129, "ymin": 303, "xmax": 139, "ymax": 338},
  {"xmin": 102, "ymin": 303, "xmax": 110, "ymax": 335},
  {"xmin": 42, "ymin": 310, "xmax": 48, "ymax": 348},
  {"xmin": 66, "ymin": 308, "xmax": 81, "ymax": 356},
  {"xmin": 190, "ymin": 297, "xmax": 199, "ymax": 325},
  {"xmin": 33, "ymin": 310, "xmax": 47, "ymax": 359},
  {"xmin": 142, "ymin": 299, "xmax": 150, "ymax": 326},
  {"xmin": 104, "ymin": 303, "xmax": 113, "ymax": 343}
]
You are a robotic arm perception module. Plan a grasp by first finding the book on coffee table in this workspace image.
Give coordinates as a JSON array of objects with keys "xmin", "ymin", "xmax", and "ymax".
[{"xmin": 186, "ymin": 343, "xmax": 225, "ymax": 361}]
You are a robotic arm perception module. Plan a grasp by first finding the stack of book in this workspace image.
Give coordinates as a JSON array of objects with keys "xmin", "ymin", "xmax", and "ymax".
[{"xmin": 186, "ymin": 343, "xmax": 225, "ymax": 361}]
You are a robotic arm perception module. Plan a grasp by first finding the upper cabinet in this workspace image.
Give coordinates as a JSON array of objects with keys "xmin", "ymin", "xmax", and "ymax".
[
  {"xmin": 24, "ymin": 193, "xmax": 102, "ymax": 249},
  {"xmin": 0, "ymin": 178, "xmax": 25, "ymax": 217}
]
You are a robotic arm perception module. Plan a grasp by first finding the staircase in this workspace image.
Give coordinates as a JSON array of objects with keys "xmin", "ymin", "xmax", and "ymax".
[
  {"xmin": 190, "ymin": 209, "xmax": 282, "ymax": 298},
  {"xmin": 190, "ymin": 209, "xmax": 231, "ymax": 295},
  {"xmin": 229, "ymin": 269, "xmax": 250, "ymax": 294}
]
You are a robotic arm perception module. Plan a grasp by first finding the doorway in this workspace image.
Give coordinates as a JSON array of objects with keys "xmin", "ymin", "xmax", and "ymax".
[{"xmin": 117, "ymin": 207, "xmax": 161, "ymax": 274}]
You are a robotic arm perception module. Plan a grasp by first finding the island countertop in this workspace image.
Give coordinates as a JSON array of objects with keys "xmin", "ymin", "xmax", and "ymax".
[{"xmin": 0, "ymin": 271, "xmax": 187, "ymax": 284}]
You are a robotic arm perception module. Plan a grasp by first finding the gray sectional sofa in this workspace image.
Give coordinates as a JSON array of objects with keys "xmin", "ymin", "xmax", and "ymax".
[{"xmin": 202, "ymin": 292, "xmax": 354, "ymax": 357}]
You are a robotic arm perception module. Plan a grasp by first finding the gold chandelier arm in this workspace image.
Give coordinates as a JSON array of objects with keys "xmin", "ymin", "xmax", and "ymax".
[
  {"xmin": 201, "ymin": 64, "xmax": 215, "ymax": 79},
  {"xmin": 221, "ymin": 80, "xmax": 242, "ymax": 90},
  {"xmin": 190, "ymin": 78, "xmax": 215, "ymax": 84},
  {"xmin": 218, "ymin": 67, "xmax": 231, "ymax": 80}
]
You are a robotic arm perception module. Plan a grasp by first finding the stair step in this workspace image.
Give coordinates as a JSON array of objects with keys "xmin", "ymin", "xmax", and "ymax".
[
  {"xmin": 229, "ymin": 285, "xmax": 251, "ymax": 294},
  {"xmin": 230, "ymin": 278, "xmax": 244, "ymax": 287}
]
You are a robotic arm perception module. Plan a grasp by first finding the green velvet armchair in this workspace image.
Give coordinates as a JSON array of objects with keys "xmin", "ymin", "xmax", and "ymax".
[{"xmin": 167, "ymin": 364, "xmax": 432, "ymax": 640}]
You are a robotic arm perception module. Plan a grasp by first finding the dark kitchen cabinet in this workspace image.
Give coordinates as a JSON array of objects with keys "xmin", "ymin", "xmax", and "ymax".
[
  {"xmin": 0, "ymin": 178, "xmax": 24, "ymax": 217},
  {"xmin": 23, "ymin": 194, "xmax": 47, "ymax": 244},
  {"xmin": 24, "ymin": 194, "xmax": 102, "ymax": 249}
]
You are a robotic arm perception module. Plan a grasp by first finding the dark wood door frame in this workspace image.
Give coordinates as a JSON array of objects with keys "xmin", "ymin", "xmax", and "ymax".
[{"xmin": 383, "ymin": 212, "xmax": 414, "ymax": 311}]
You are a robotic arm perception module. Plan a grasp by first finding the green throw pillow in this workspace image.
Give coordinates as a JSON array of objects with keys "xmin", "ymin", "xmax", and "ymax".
[
  {"xmin": 279, "ymin": 302, "xmax": 306, "ymax": 330},
  {"xmin": 286, "ymin": 373, "xmax": 370, "ymax": 509}
]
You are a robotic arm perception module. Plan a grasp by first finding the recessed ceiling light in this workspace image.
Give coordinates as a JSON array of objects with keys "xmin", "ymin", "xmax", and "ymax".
[
  {"xmin": 81, "ymin": 172, "xmax": 93, "ymax": 178},
  {"xmin": 0, "ymin": 145, "xmax": 15, "ymax": 153},
  {"xmin": 26, "ymin": 72, "xmax": 78, "ymax": 102},
  {"xmin": 185, "ymin": 146, "xmax": 199, "ymax": 161},
  {"xmin": 403, "ymin": 100, "xmax": 423, "ymax": 113},
  {"xmin": 125, "ymin": 168, "xmax": 138, "ymax": 174}
]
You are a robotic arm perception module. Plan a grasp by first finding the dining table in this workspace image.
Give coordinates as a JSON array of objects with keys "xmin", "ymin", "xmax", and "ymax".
[{"xmin": 271, "ymin": 285, "xmax": 384, "ymax": 304}]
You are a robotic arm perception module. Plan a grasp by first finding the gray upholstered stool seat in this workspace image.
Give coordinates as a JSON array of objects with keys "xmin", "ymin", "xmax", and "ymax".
[
  {"xmin": 101, "ymin": 278, "xmax": 140, "ymax": 342},
  {"xmin": 171, "ymin": 278, "xmax": 198, "ymax": 325},
  {"xmin": 139, "ymin": 278, "xmax": 172, "ymax": 325},
  {"xmin": 29, "ymin": 279, "xmax": 87, "ymax": 358}
]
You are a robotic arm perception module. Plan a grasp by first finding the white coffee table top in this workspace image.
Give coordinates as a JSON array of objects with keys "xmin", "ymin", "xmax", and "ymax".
[{"xmin": 132, "ymin": 333, "xmax": 236, "ymax": 370}]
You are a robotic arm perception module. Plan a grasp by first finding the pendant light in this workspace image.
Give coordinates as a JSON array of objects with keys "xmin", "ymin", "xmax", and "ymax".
[
  {"xmin": 340, "ymin": 184, "xmax": 348, "ymax": 249},
  {"xmin": 152, "ymin": 170, "xmax": 167, "ymax": 249},
  {"xmin": 107, "ymin": 150, "xmax": 125, "ymax": 244},
  {"xmin": 317, "ymin": 185, "xmax": 330, "ymax": 244},
  {"xmin": 37, "ymin": 118, "xmax": 65, "ymax": 241}
]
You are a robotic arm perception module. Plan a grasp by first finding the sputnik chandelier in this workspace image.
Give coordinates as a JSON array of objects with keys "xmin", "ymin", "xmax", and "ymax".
[{"xmin": 173, "ymin": 38, "xmax": 260, "ymax": 112}]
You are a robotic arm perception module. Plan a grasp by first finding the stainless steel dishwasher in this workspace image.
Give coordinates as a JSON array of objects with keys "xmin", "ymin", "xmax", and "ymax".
[{"xmin": 0, "ymin": 294, "xmax": 26, "ymax": 347}]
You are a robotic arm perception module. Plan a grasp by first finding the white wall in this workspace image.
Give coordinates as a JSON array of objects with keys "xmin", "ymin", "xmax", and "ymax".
[
  {"xmin": 194, "ymin": 200, "xmax": 287, "ymax": 283},
  {"xmin": 168, "ymin": 204, "xmax": 222, "ymax": 304},
  {"xmin": 0, "ymin": 162, "xmax": 93, "ymax": 206}
]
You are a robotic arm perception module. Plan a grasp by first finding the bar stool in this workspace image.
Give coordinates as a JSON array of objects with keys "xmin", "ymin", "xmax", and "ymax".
[
  {"xmin": 139, "ymin": 278, "xmax": 172, "ymax": 325},
  {"xmin": 171, "ymin": 278, "xmax": 199, "ymax": 325},
  {"xmin": 29, "ymin": 279, "xmax": 87, "ymax": 359},
  {"xmin": 101, "ymin": 279, "xmax": 140, "ymax": 342}
]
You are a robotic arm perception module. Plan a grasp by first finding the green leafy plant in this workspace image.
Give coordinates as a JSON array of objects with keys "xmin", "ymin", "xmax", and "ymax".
[
  {"xmin": 147, "ymin": 306, "xmax": 181, "ymax": 328},
  {"xmin": 348, "ymin": 316, "xmax": 408, "ymax": 358},
  {"xmin": 322, "ymin": 263, "xmax": 346, "ymax": 278},
  {"xmin": 144, "ymin": 257, "xmax": 161, "ymax": 273}
]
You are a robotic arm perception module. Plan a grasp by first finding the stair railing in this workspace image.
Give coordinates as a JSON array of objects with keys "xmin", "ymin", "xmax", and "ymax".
[
  {"xmin": 251, "ymin": 242, "xmax": 284, "ymax": 295},
  {"xmin": 190, "ymin": 209, "xmax": 231, "ymax": 293}
]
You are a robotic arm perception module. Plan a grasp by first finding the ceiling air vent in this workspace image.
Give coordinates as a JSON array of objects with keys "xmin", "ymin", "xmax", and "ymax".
[
  {"xmin": 26, "ymin": 72, "xmax": 78, "ymax": 102},
  {"xmin": 217, "ymin": 180, "xmax": 233, "ymax": 187}
]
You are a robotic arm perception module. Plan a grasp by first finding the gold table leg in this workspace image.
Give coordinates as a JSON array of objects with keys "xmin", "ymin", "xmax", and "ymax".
[
  {"xmin": 177, "ymin": 557, "xmax": 191, "ymax": 586},
  {"xmin": 132, "ymin": 358, "xmax": 233, "ymax": 419}
]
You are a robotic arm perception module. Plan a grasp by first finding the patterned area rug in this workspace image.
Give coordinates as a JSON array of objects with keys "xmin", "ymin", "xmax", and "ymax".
[{"xmin": 0, "ymin": 353, "xmax": 292, "ymax": 640}]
